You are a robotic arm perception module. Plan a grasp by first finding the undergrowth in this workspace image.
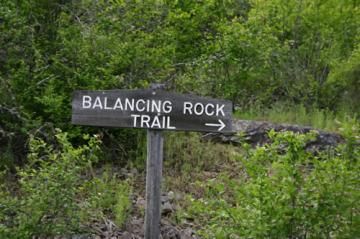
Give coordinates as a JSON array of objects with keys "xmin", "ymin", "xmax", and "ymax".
[
  {"xmin": 0, "ymin": 131, "xmax": 132, "ymax": 238},
  {"xmin": 177, "ymin": 121, "xmax": 359, "ymax": 238},
  {"xmin": 164, "ymin": 131, "xmax": 234, "ymax": 193}
]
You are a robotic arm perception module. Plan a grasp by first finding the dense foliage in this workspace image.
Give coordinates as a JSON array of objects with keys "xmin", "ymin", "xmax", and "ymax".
[
  {"xmin": 0, "ymin": 0, "xmax": 359, "ymax": 237},
  {"xmin": 1, "ymin": 0, "xmax": 359, "ymax": 137}
]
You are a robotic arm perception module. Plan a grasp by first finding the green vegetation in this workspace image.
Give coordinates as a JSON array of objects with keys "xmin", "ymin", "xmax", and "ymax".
[
  {"xmin": 235, "ymin": 103, "xmax": 357, "ymax": 132},
  {"xmin": 0, "ymin": 132, "xmax": 131, "ymax": 237},
  {"xmin": 179, "ymin": 126, "xmax": 359, "ymax": 238},
  {"xmin": 80, "ymin": 168, "xmax": 132, "ymax": 227},
  {"xmin": 0, "ymin": 0, "xmax": 359, "ymax": 237}
]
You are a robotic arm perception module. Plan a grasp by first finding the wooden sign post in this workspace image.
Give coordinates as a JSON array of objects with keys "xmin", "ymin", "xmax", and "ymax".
[
  {"xmin": 145, "ymin": 84, "xmax": 164, "ymax": 239},
  {"xmin": 72, "ymin": 87, "xmax": 233, "ymax": 239},
  {"xmin": 145, "ymin": 129, "xmax": 163, "ymax": 238}
]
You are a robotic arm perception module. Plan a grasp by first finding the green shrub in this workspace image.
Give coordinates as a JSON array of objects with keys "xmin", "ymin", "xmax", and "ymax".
[
  {"xmin": 0, "ymin": 131, "xmax": 133, "ymax": 237},
  {"xmin": 0, "ymin": 131, "xmax": 101, "ymax": 238},
  {"xmin": 186, "ymin": 128, "xmax": 359, "ymax": 238},
  {"xmin": 114, "ymin": 182, "xmax": 132, "ymax": 227}
]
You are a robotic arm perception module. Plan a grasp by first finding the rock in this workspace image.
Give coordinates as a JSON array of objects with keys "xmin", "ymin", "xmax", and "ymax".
[
  {"xmin": 70, "ymin": 235, "xmax": 91, "ymax": 239},
  {"xmin": 136, "ymin": 196, "xmax": 146, "ymax": 210},
  {"xmin": 174, "ymin": 192, "xmax": 183, "ymax": 201},
  {"xmin": 125, "ymin": 217, "xmax": 144, "ymax": 236},
  {"xmin": 168, "ymin": 191, "xmax": 175, "ymax": 201},
  {"xmin": 161, "ymin": 224, "xmax": 181, "ymax": 239},
  {"xmin": 162, "ymin": 201, "xmax": 173, "ymax": 215},
  {"xmin": 161, "ymin": 194, "xmax": 169, "ymax": 203},
  {"xmin": 181, "ymin": 228, "xmax": 196, "ymax": 239},
  {"xmin": 202, "ymin": 119, "xmax": 345, "ymax": 151},
  {"xmin": 120, "ymin": 232, "xmax": 132, "ymax": 239},
  {"xmin": 103, "ymin": 232, "xmax": 110, "ymax": 238}
]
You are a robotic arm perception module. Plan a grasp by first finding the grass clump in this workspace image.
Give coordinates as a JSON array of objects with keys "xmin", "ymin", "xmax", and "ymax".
[
  {"xmin": 79, "ymin": 168, "xmax": 132, "ymax": 228},
  {"xmin": 164, "ymin": 131, "xmax": 234, "ymax": 192}
]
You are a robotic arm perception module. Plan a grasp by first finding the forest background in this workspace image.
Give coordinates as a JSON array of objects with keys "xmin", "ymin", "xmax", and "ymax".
[{"xmin": 0, "ymin": 0, "xmax": 359, "ymax": 238}]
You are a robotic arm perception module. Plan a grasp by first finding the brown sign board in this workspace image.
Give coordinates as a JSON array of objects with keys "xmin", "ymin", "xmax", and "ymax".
[{"xmin": 72, "ymin": 89, "xmax": 233, "ymax": 133}]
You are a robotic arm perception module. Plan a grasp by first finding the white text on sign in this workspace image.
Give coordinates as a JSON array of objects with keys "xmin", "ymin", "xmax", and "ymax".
[{"xmin": 81, "ymin": 96, "xmax": 226, "ymax": 130}]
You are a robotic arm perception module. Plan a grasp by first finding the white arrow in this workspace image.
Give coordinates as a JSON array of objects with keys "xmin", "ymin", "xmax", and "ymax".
[{"xmin": 205, "ymin": 119, "xmax": 226, "ymax": 131}]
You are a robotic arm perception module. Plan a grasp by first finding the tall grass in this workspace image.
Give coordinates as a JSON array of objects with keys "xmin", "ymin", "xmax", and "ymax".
[{"xmin": 235, "ymin": 102, "xmax": 357, "ymax": 132}]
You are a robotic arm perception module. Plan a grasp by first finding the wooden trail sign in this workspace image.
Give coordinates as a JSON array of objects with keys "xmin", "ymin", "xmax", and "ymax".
[
  {"xmin": 71, "ymin": 88, "xmax": 233, "ymax": 239},
  {"xmin": 72, "ymin": 89, "xmax": 233, "ymax": 133}
]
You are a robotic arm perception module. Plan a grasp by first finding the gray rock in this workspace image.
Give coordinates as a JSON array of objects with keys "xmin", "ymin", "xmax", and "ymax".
[
  {"xmin": 202, "ymin": 118, "xmax": 345, "ymax": 151},
  {"xmin": 136, "ymin": 197, "xmax": 146, "ymax": 210},
  {"xmin": 181, "ymin": 228, "xmax": 196, "ymax": 239},
  {"xmin": 162, "ymin": 201, "xmax": 174, "ymax": 215},
  {"xmin": 161, "ymin": 195, "xmax": 169, "ymax": 203},
  {"xmin": 168, "ymin": 191, "xmax": 175, "ymax": 201},
  {"xmin": 119, "ymin": 232, "xmax": 132, "ymax": 239},
  {"xmin": 71, "ymin": 235, "xmax": 91, "ymax": 239}
]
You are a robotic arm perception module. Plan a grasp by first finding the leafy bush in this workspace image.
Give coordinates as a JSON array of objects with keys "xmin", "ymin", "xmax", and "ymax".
[
  {"xmin": 0, "ymin": 131, "xmax": 130, "ymax": 238},
  {"xmin": 185, "ymin": 128, "xmax": 359, "ymax": 238},
  {"xmin": 1, "ymin": 0, "xmax": 359, "ymax": 173},
  {"xmin": 0, "ymin": 132, "xmax": 131, "ymax": 238}
]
